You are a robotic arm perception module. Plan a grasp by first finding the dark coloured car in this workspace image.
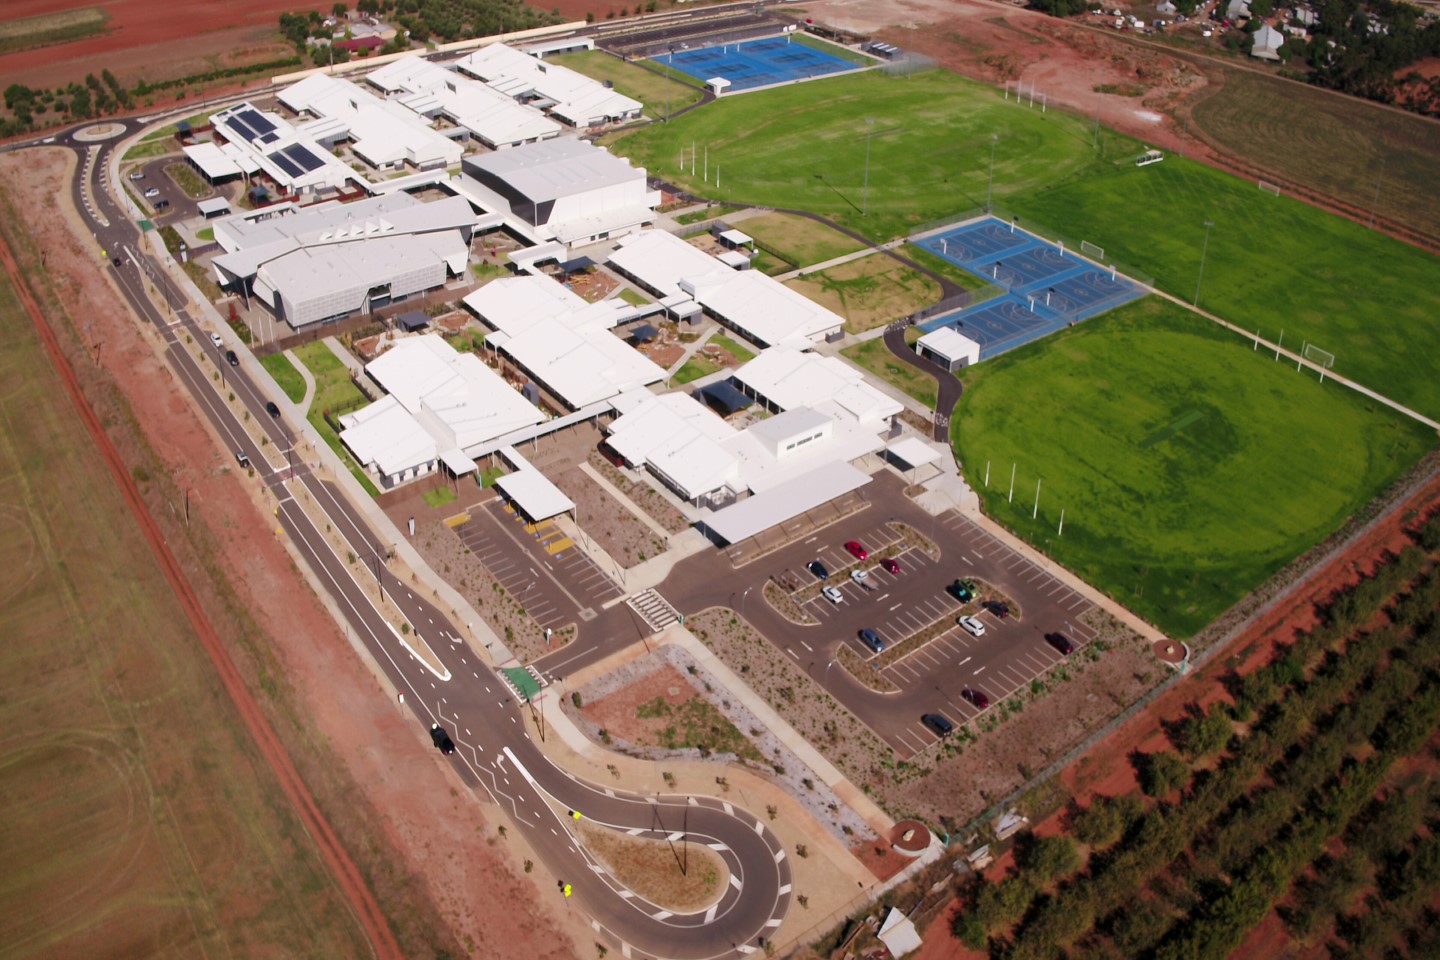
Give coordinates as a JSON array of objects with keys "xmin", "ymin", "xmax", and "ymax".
[
  {"xmin": 947, "ymin": 580, "xmax": 974, "ymax": 602},
  {"xmin": 111, "ymin": 256, "xmax": 123, "ymax": 267},
  {"xmin": 430, "ymin": 723, "xmax": 455, "ymax": 754},
  {"xmin": 961, "ymin": 687, "xmax": 990, "ymax": 709},
  {"xmin": 265, "ymin": 401, "xmax": 281, "ymax": 418},
  {"xmin": 987, "ymin": 600, "xmax": 1010, "ymax": 619},
  {"xmin": 844, "ymin": 540, "xmax": 868, "ymax": 560},
  {"xmin": 226, "ymin": 349, "xmax": 239, "ymax": 367},
  {"xmin": 880, "ymin": 557, "xmax": 900, "ymax": 575},
  {"xmin": 1045, "ymin": 632, "xmax": 1075, "ymax": 655},
  {"xmin": 921, "ymin": 713, "xmax": 954, "ymax": 738},
  {"xmin": 154, "ymin": 199, "xmax": 170, "ymax": 210},
  {"xmin": 807, "ymin": 560, "xmax": 829, "ymax": 580},
  {"xmin": 859, "ymin": 628, "xmax": 885, "ymax": 653}
]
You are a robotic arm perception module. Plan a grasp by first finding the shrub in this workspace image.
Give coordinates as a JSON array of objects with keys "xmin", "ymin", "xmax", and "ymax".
[{"xmin": 1140, "ymin": 751, "xmax": 1192, "ymax": 798}]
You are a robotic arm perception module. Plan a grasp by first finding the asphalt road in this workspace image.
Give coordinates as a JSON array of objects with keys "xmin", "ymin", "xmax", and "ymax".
[{"xmin": 20, "ymin": 115, "xmax": 791, "ymax": 960}]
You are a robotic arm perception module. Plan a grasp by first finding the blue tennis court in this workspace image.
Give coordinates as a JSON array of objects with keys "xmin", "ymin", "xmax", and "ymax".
[
  {"xmin": 915, "ymin": 217, "xmax": 1145, "ymax": 360},
  {"xmin": 660, "ymin": 37, "xmax": 861, "ymax": 91}
]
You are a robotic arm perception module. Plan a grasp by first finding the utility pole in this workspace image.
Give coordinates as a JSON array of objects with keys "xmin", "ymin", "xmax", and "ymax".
[
  {"xmin": 861, "ymin": 118, "xmax": 875, "ymax": 217},
  {"xmin": 1193, "ymin": 220, "xmax": 1214, "ymax": 307},
  {"xmin": 986, "ymin": 134, "xmax": 998, "ymax": 213}
]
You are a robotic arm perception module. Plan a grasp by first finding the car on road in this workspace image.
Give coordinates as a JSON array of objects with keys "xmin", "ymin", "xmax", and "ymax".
[
  {"xmin": 1045, "ymin": 632, "xmax": 1075, "ymax": 655},
  {"xmin": 807, "ymin": 560, "xmax": 829, "ymax": 580},
  {"xmin": 225, "ymin": 349, "xmax": 239, "ymax": 366},
  {"xmin": 111, "ymin": 257, "xmax": 123, "ymax": 267},
  {"xmin": 844, "ymin": 540, "xmax": 868, "ymax": 560},
  {"xmin": 154, "ymin": 199, "xmax": 169, "ymax": 210},
  {"xmin": 880, "ymin": 557, "xmax": 900, "ymax": 575},
  {"xmin": 987, "ymin": 600, "xmax": 1010, "ymax": 619},
  {"xmin": 957, "ymin": 615, "xmax": 986, "ymax": 637},
  {"xmin": 209, "ymin": 332, "xmax": 223, "ymax": 348},
  {"xmin": 850, "ymin": 568, "xmax": 868, "ymax": 584},
  {"xmin": 265, "ymin": 400, "xmax": 281, "ymax": 419},
  {"xmin": 921, "ymin": 713, "xmax": 954, "ymax": 738},
  {"xmin": 234, "ymin": 451, "xmax": 250, "ymax": 469},
  {"xmin": 129, "ymin": 171, "xmax": 145, "ymax": 181},
  {"xmin": 858, "ymin": 628, "xmax": 884, "ymax": 653},
  {"xmin": 430, "ymin": 723, "xmax": 455, "ymax": 754},
  {"xmin": 143, "ymin": 187, "xmax": 160, "ymax": 198},
  {"xmin": 821, "ymin": 585, "xmax": 843, "ymax": 604},
  {"xmin": 961, "ymin": 687, "xmax": 990, "ymax": 709}
]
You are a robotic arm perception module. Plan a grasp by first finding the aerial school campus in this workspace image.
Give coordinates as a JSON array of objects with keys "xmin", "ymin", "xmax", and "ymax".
[{"xmin": 3, "ymin": 1, "xmax": 1440, "ymax": 959}]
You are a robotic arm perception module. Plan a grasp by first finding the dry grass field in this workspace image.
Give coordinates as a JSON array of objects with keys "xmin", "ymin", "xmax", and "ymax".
[{"xmin": 0, "ymin": 256, "xmax": 371, "ymax": 958}]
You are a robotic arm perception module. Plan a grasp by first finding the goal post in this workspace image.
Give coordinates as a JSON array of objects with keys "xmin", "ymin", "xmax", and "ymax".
[
  {"xmin": 1258, "ymin": 180, "xmax": 1281, "ymax": 196},
  {"xmin": 1080, "ymin": 240, "xmax": 1105, "ymax": 261},
  {"xmin": 1303, "ymin": 342, "xmax": 1335, "ymax": 383}
]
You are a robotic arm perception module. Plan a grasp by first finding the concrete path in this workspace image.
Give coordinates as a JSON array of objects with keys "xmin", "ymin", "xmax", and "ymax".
[
  {"xmin": 284, "ymin": 347, "xmax": 316, "ymax": 413},
  {"xmin": 579, "ymin": 460, "xmax": 674, "ymax": 542},
  {"xmin": 322, "ymin": 335, "xmax": 365, "ymax": 377},
  {"xmin": 771, "ymin": 237, "xmax": 906, "ymax": 283}
]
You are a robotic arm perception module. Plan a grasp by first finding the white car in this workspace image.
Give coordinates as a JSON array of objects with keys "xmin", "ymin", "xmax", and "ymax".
[
  {"xmin": 143, "ymin": 187, "xmax": 160, "ymax": 198},
  {"xmin": 822, "ymin": 585, "xmax": 843, "ymax": 604},
  {"xmin": 957, "ymin": 615, "xmax": 986, "ymax": 637},
  {"xmin": 850, "ymin": 568, "xmax": 868, "ymax": 584},
  {"xmin": 209, "ymin": 332, "xmax": 223, "ymax": 348},
  {"xmin": 129, "ymin": 171, "xmax": 145, "ymax": 181}
]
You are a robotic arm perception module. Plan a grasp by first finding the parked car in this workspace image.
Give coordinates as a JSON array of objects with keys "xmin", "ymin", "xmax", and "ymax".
[
  {"xmin": 822, "ymin": 585, "xmax": 843, "ymax": 604},
  {"xmin": 143, "ymin": 187, "xmax": 160, "ymax": 198},
  {"xmin": 1045, "ymin": 632, "xmax": 1075, "ymax": 655},
  {"xmin": 948, "ymin": 580, "xmax": 975, "ymax": 602},
  {"xmin": 921, "ymin": 713, "xmax": 954, "ymax": 738},
  {"xmin": 859, "ymin": 628, "xmax": 884, "ymax": 653},
  {"xmin": 225, "ymin": 349, "xmax": 238, "ymax": 367},
  {"xmin": 807, "ymin": 560, "xmax": 829, "ymax": 580},
  {"xmin": 265, "ymin": 401, "xmax": 281, "ymax": 419},
  {"xmin": 961, "ymin": 687, "xmax": 990, "ymax": 709},
  {"xmin": 128, "ymin": 171, "xmax": 145, "ymax": 181},
  {"xmin": 844, "ymin": 540, "xmax": 868, "ymax": 560},
  {"xmin": 850, "ymin": 568, "xmax": 868, "ymax": 584},
  {"xmin": 430, "ymin": 723, "xmax": 455, "ymax": 755},
  {"xmin": 957, "ymin": 615, "xmax": 986, "ymax": 637},
  {"xmin": 987, "ymin": 600, "xmax": 1010, "ymax": 619},
  {"xmin": 209, "ymin": 332, "xmax": 223, "ymax": 348},
  {"xmin": 880, "ymin": 557, "xmax": 900, "ymax": 575},
  {"xmin": 154, "ymin": 199, "xmax": 169, "ymax": 210}
]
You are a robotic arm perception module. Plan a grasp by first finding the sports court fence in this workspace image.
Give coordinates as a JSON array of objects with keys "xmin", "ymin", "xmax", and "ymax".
[
  {"xmin": 881, "ymin": 53, "xmax": 937, "ymax": 77},
  {"xmin": 907, "ymin": 283, "xmax": 1006, "ymax": 323}
]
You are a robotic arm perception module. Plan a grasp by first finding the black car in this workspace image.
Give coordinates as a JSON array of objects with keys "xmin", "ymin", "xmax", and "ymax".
[
  {"xmin": 921, "ymin": 713, "xmax": 954, "ymax": 738},
  {"xmin": 807, "ymin": 560, "xmax": 829, "ymax": 580},
  {"xmin": 111, "ymin": 256, "xmax": 123, "ymax": 267},
  {"xmin": 154, "ymin": 199, "xmax": 170, "ymax": 210},
  {"xmin": 1045, "ymin": 632, "xmax": 1075, "ymax": 655},
  {"xmin": 430, "ymin": 723, "xmax": 455, "ymax": 755},
  {"xmin": 947, "ymin": 580, "xmax": 974, "ymax": 602},
  {"xmin": 987, "ymin": 600, "xmax": 1010, "ymax": 619},
  {"xmin": 859, "ymin": 628, "xmax": 885, "ymax": 653},
  {"xmin": 225, "ymin": 349, "xmax": 239, "ymax": 367},
  {"xmin": 265, "ymin": 401, "xmax": 281, "ymax": 418},
  {"xmin": 961, "ymin": 686, "xmax": 990, "ymax": 709}
]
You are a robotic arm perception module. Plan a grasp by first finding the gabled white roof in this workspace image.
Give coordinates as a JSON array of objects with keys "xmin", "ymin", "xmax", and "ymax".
[
  {"xmin": 606, "ymin": 393, "xmax": 741, "ymax": 499},
  {"xmin": 454, "ymin": 42, "xmax": 641, "ymax": 124},
  {"xmin": 339, "ymin": 394, "xmax": 438, "ymax": 477},
  {"xmin": 183, "ymin": 141, "xmax": 262, "ymax": 179},
  {"xmin": 464, "ymin": 137, "xmax": 642, "ymax": 203},
  {"xmin": 365, "ymin": 55, "xmax": 561, "ymax": 147},
  {"xmin": 278, "ymin": 72, "xmax": 462, "ymax": 168},
  {"xmin": 609, "ymin": 230, "xmax": 726, "ymax": 298},
  {"xmin": 917, "ymin": 326, "xmax": 981, "ymax": 364},
  {"xmin": 494, "ymin": 446, "xmax": 575, "ymax": 521},
  {"xmin": 734, "ymin": 347, "xmax": 902, "ymax": 424}
]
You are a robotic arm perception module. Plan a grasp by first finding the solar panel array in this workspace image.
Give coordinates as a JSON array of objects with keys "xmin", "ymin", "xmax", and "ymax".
[
  {"xmin": 266, "ymin": 143, "xmax": 327, "ymax": 179},
  {"xmin": 224, "ymin": 107, "xmax": 278, "ymax": 145}
]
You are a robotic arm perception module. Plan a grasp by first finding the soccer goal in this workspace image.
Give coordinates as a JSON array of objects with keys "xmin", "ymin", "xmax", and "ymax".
[
  {"xmin": 1080, "ymin": 240, "xmax": 1105, "ymax": 261},
  {"xmin": 1303, "ymin": 342, "xmax": 1335, "ymax": 383},
  {"xmin": 1258, "ymin": 180, "xmax": 1282, "ymax": 196}
]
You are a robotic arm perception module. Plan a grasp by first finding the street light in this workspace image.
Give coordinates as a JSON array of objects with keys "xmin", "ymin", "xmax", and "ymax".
[
  {"xmin": 986, "ymin": 134, "xmax": 998, "ymax": 213},
  {"xmin": 664, "ymin": 45, "xmax": 674, "ymax": 122},
  {"xmin": 1193, "ymin": 220, "xmax": 1214, "ymax": 307},
  {"xmin": 740, "ymin": 585, "xmax": 753, "ymax": 621},
  {"xmin": 861, "ymin": 118, "xmax": 875, "ymax": 218}
]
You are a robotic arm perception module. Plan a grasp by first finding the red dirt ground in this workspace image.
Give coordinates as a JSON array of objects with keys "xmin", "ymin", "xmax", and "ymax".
[
  {"xmin": 907, "ymin": 470, "xmax": 1440, "ymax": 960},
  {"xmin": 0, "ymin": 0, "xmax": 301, "ymax": 91},
  {"xmin": 1, "ymin": 147, "xmax": 593, "ymax": 960}
]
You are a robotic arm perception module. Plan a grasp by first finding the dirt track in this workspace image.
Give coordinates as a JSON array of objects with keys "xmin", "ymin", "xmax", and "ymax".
[{"xmin": 0, "ymin": 211, "xmax": 404, "ymax": 960}]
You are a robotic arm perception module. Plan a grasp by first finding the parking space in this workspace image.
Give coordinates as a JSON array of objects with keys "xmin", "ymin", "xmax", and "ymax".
[
  {"xmin": 453, "ymin": 500, "xmax": 622, "ymax": 630},
  {"xmin": 941, "ymin": 512, "xmax": 1094, "ymax": 617}
]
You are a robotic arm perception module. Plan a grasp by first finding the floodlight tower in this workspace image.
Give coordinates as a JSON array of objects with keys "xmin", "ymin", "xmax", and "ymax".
[
  {"xmin": 985, "ymin": 134, "xmax": 998, "ymax": 213},
  {"xmin": 861, "ymin": 118, "xmax": 875, "ymax": 217},
  {"xmin": 1193, "ymin": 220, "xmax": 1214, "ymax": 307}
]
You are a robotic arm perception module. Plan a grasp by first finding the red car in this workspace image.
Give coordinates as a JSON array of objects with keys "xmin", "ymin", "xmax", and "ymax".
[
  {"xmin": 961, "ymin": 687, "xmax": 990, "ymax": 709},
  {"xmin": 844, "ymin": 541, "xmax": 868, "ymax": 560},
  {"xmin": 880, "ymin": 557, "xmax": 900, "ymax": 575}
]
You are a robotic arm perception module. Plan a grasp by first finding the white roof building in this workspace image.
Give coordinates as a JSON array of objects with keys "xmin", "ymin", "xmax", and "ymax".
[
  {"xmin": 609, "ymin": 231, "xmax": 844, "ymax": 347},
  {"xmin": 182, "ymin": 140, "xmax": 262, "ymax": 182},
  {"xmin": 453, "ymin": 42, "xmax": 642, "ymax": 128},
  {"xmin": 278, "ymin": 72, "xmax": 463, "ymax": 170},
  {"xmin": 461, "ymin": 138, "xmax": 658, "ymax": 244},
  {"xmin": 365, "ymin": 55, "xmax": 561, "ymax": 149},
  {"xmin": 211, "ymin": 192, "xmax": 478, "ymax": 328},
  {"xmin": 340, "ymin": 334, "xmax": 546, "ymax": 488},
  {"xmin": 877, "ymin": 910, "xmax": 923, "ymax": 958},
  {"xmin": 208, "ymin": 101, "xmax": 361, "ymax": 195},
  {"xmin": 916, "ymin": 326, "xmax": 982, "ymax": 371},
  {"xmin": 1251, "ymin": 24, "xmax": 1286, "ymax": 58},
  {"xmin": 731, "ymin": 347, "xmax": 903, "ymax": 424},
  {"xmin": 462, "ymin": 274, "xmax": 666, "ymax": 408}
]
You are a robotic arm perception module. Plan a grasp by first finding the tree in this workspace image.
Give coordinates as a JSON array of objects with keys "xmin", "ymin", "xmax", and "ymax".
[
  {"xmin": 1024, "ymin": 835, "xmax": 1081, "ymax": 883},
  {"xmin": 1139, "ymin": 750, "xmax": 1191, "ymax": 798},
  {"xmin": 358, "ymin": 0, "xmax": 378, "ymax": 12},
  {"xmin": 1181, "ymin": 703, "xmax": 1233, "ymax": 759},
  {"xmin": 950, "ymin": 911, "xmax": 986, "ymax": 949},
  {"xmin": 332, "ymin": 2, "xmax": 348, "ymax": 17},
  {"xmin": 1074, "ymin": 793, "xmax": 1143, "ymax": 848}
]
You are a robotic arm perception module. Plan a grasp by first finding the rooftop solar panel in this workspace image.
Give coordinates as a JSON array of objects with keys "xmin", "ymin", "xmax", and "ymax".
[
  {"xmin": 268, "ymin": 151, "xmax": 302, "ymax": 178},
  {"xmin": 227, "ymin": 115, "xmax": 258, "ymax": 142},
  {"xmin": 237, "ymin": 109, "xmax": 276, "ymax": 136},
  {"xmin": 283, "ymin": 143, "xmax": 325, "ymax": 173}
]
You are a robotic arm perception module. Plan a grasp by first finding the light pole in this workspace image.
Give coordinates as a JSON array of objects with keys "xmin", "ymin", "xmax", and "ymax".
[
  {"xmin": 986, "ymin": 134, "xmax": 998, "ymax": 213},
  {"xmin": 823, "ymin": 658, "xmax": 837, "ymax": 687},
  {"xmin": 1193, "ymin": 220, "xmax": 1214, "ymax": 307},
  {"xmin": 861, "ymin": 118, "xmax": 875, "ymax": 218},
  {"xmin": 664, "ymin": 45, "xmax": 674, "ymax": 122}
]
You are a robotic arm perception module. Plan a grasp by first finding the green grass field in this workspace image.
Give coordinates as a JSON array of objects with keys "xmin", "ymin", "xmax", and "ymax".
[
  {"xmin": 1004, "ymin": 153, "xmax": 1440, "ymax": 420},
  {"xmin": 290, "ymin": 341, "xmax": 378, "ymax": 496},
  {"xmin": 952, "ymin": 297, "xmax": 1433, "ymax": 636},
  {"xmin": 550, "ymin": 50, "xmax": 704, "ymax": 117},
  {"xmin": 841, "ymin": 336, "xmax": 937, "ymax": 409},
  {"xmin": 0, "ymin": 5, "xmax": 108, "ymax": 55},
  {"xmin": 610, "ymin": 70, "xmax": 1115, "ymax": 242},
  {"xmin": 740, "ymin": 211, "xmax": 867, "ymax": 269},
  {"xmin": 260, "ymin": 352, "xmax": 306, "ymax": 405}
]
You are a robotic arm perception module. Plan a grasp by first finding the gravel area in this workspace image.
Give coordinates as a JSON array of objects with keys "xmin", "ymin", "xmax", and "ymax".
[
  {"xmin": 547, "ymin": 461, "xmax": 667, "ymax": 569},
  {"xmin": 588, "ymin": 451, "xmax": 690, "ymax": 534}
]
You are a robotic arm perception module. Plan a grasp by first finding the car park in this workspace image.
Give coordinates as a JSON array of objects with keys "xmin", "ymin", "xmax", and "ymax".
[
  {"xmin": 961, "ymin": 687, "xmax": 990, "ymax": 709},
  {"xmin": 921, "ymin": 713, "xmax": 954, "ymax": 737},
  {"xmin": 957, "ymin": 615, "xmax": 986, "ymax": 637},
  {"xmin": 858, "ymin": 628, "xmax": 884, "ymax": 653},
  {"xmin": 209, "ymin": 332, "xmax": 223, "ymax": 348},
  {"xmin": 1045, "ymin": 632, "xmax": 1075, "ymax": 655},
  {"xmin": 880, "ymin": 557, "xmax": 900, "ymax": 575},
  {"xmin": 850, "ymin": 568, "xmax": 868, "ymax": 584},
  {"xmin": 808, "ymin": 560, "xmax": 829, "ymax": 580},
  {"xmin": 143, "ymin": 187, "xmax": 160, "ymax": 198},
  {"xmin": 265, "ymin": 401, "xmax": 281, "ymax": 419},
  {"xmin": 225, "ymin": 349, "xmax": 239, "ymax": 366},
  {"xmin": 844, "ymin": 540, "xmax": 868, "ymax": 560},
  {"xmin": 430, "ymin": 723, "xmax": 455, "ymax": 754},
  {"xmin": 822, "ymin": 585, "xmax": 843, "ymax": 604}
]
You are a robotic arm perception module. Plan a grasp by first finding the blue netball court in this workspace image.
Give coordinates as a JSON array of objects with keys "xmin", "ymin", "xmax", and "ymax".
[
  {"xmin": 660, "ymin": 37, "xmax": 861, "ymax": 91},
  {"xmin": 915, "ymin": 217, "xmax": 1146, "ymax": 360}
]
